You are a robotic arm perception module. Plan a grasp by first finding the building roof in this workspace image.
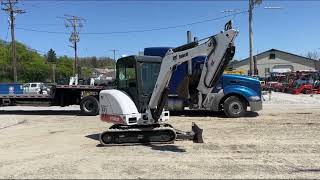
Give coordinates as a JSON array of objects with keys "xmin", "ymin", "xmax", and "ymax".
[{"xmin": 230, "ymin": 48, "xmax": 320, "ymax": 70}]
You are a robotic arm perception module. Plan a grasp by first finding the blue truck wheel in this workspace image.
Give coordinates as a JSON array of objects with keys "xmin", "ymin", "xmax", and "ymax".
[{"xmin": 223, "ymin": 96, "xmax": 247, "ymax": 118}]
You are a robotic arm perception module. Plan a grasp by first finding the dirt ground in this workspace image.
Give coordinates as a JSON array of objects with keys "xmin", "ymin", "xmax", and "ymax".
[{"xmin": 0, "ymin": 92, "xmax": 320, "ymax": 179}]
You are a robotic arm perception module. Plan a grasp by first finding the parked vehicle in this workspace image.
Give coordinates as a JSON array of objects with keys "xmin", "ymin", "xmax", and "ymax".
[
  {"xmin": 286, "ymin": 79, "xmax": 313, "ymax": 94},
  {"xmin": 23, "ymin": 82, "xmax": 50, "ymax": 94},
  {"xmin": 265, "ymin": 81, "xmax": 283, "ymax": 92},
  {"xmin": 313, "ymin": 80, "xmax": 320, "ymax": 94},
  {"xmin": 264, "ymin": 71, "xmax": 320, "ymax": 94}
]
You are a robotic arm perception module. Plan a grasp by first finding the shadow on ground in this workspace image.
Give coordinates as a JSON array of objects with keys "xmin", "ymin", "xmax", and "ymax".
[
  {"xmin": 0, "ymin": 110, "xmax": 84, "ymax": 116},
  {"xmin": 292, "ymin": 168, "xmax": 320, "ymax": 173},
  {"xmin": 145, "ymin": 144, "xmax": 186, "ymax": 152},
  {"xmin": 85, "ymin": 133, "xmax": 186, "ymax": 153}
]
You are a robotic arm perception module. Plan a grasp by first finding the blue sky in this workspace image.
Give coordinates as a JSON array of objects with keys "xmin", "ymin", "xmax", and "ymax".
[{"xmin": 0, "ymin": 0, "xmax": 319, "ymax": 60}]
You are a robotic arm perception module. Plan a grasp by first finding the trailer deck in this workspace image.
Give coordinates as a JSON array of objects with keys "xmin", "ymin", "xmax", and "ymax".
[
  {"xmin": 55, "ymin": 85, "xmax": 105, "ymax": 90},
  {"xmin": 0, "ymin": 85, "xmax": 109, "ymax": 115},
  {"xmin": 0, "ymin": 94, "xmax": 51, "ymax": 99}
]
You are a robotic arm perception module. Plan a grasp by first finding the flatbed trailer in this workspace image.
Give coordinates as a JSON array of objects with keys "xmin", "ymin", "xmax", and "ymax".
[{"xmin": 0, "ymin": 85, "xmax": 111, "ymax": 115}]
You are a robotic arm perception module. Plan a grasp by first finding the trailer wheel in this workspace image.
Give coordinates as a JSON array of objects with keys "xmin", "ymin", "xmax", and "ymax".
[
  {"xmin": 80, "ymin": 96, "xmax": 99, "ymax": 116},
  {"xmin": 223, "ymin": 96, "xmax": 247, "ymax": 118}
]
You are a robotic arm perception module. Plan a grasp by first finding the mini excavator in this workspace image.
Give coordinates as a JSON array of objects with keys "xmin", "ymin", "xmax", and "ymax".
[{"xmin": 99, "ymin": 21, "xmax": 238, "ymax": 145}]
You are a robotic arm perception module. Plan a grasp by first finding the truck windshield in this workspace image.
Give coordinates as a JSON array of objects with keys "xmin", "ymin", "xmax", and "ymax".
[{"xmin": 140, "ymin": 62, "xmax": 161, "ymax": 95}]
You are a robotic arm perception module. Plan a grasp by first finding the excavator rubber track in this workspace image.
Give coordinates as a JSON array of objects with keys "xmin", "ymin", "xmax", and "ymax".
[
  {"xmin": 99, "ymin": 124, "xmax": 176, "ymax": 145},
  {"xmin": 99, "ymin": 123, "xmax": 203, "ymax": 146}
]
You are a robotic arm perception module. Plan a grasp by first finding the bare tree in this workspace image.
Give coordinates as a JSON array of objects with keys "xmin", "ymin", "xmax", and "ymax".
[
  {"xmin": 306, "ymin": 51, "xmax": 319, "ymax": 60},
  {"xmin": 305, "ymin": 51, "xmax": 320, "ymax": 71}
]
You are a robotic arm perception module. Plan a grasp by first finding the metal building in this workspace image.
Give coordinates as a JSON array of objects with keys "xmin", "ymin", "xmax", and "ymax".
[{"xmin": 229, "ymin": 49, "xmax": 320, "ymax": 78}]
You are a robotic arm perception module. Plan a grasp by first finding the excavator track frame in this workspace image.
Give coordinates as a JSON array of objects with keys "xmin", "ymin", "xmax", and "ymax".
[
  {"xmin": 99, "ymin": 123, "xmax": 203, "ymax": 146},
  {"xmin": 99, "ymin": 124, "xmax": 176, "ymax": 145}
]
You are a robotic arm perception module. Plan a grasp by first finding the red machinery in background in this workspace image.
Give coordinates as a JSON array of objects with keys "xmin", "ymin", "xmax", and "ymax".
[{"xmin": 265, "ymin": 70, "xmax": 320, "ymax": 94}]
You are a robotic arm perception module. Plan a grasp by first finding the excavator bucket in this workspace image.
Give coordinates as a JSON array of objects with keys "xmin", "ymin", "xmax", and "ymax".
[{"xmin": 192, "ymin": 122, "xmax": 204, "ymax": 143}]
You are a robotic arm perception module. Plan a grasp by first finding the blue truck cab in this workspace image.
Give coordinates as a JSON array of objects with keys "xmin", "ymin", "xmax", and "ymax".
[{"xmin": 144, "ymin": 47, "xmax": 262, "ymax": 118}]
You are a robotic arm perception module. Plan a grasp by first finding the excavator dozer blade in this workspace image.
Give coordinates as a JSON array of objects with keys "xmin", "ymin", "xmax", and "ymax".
[
  {"xmin": 192, "ymin": 122, "xmax": 204, "ymax": 143},
  {"xmin": 175, "ymin": 122, "xmax": 204, "ymax": 143}
]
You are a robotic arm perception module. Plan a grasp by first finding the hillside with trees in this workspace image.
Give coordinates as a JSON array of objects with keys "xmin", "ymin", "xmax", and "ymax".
[{"xmin": 0, "ymin": 40, "xmax": 115, "ymax": 83}]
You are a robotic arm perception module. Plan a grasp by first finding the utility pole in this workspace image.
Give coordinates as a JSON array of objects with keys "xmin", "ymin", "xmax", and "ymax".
[
  {"xmin": 110, "ymin": 49, "xmax": 119, "ymax": 78},
  {"xmin": 249, "ymin": 0, "xmax": 262, "ymax": 76},
  {"xmin": 2, "ymin": 0, "xmax": 25, "ymax": 82},
  {"xmin": 249, "ymin": 0, "xmax": 254, "ymax": 76},
  {"xmin": 187, "ymin": 31, "xmax": 193, "ymax": 75},
  {"xmin": 59, "ymin": 15, "xmax": 85, "ymax": 76},
  {"xmin": 52, "ymin": 63, "xmax": 56, "ymax": 83}
]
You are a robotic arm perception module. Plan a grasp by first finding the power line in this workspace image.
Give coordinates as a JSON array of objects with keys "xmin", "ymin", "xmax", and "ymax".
[
  {"xmin": 15, "ymin": 10, "xmax": 248, "ymax": 35},
  {"xmin": 15, "ymin": 27, "xmax": 69, "ymax": 34},
  {"xmin": 18, "ymin": 23, "xmax": 62, "ymax": 27},
  {"xmin": 21, "ymin": 1, "xmax": 66, "ymax": 8}
]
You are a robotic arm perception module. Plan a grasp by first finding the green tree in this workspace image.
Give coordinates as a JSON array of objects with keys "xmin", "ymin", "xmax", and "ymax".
[
  {"xmin": 47, "ymin": 48, "xmax": 57, "ymax": 63},
  {"xmin": 0, "ymin": 39, "xmax": 118, "ymax": 83},
  {"xmin": 82, "ymin": 67, "xmax": 93, "ymax": 78},
  {"xmin": 55, "ymin": 56, "xmax": 73, "ymax": 83},
  {"xmin": 47, "ymin": 49, "xmax": 58, "ymax": 83},
  {"xmin": 14, "ymin": 42, "xmax": 50, "ymax": 83},
  {"xmin": 0, "ymin": 41, "xmax": 11, "ymax": 82}
]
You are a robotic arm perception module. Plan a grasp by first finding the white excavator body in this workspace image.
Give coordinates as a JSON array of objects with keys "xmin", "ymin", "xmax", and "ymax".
[{"xmin": 100, "ymin": 89, "xmax": 169, "ymax": 125}]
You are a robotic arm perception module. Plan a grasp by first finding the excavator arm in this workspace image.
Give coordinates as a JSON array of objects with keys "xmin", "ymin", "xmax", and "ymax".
[{"xmin": 148, "ymin": 25, "xmax": 238, "ymax": 121}]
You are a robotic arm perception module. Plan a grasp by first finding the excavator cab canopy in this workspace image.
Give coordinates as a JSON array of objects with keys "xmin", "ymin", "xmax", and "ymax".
[{"xmin": 116, "ymin": 55, "xmax": 163, "ymax": 113}]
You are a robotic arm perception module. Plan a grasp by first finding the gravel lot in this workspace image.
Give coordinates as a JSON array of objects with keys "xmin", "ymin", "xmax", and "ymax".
[{"xmin": 0, "ymin": 92, "xmax": 320, "ymax": 179}]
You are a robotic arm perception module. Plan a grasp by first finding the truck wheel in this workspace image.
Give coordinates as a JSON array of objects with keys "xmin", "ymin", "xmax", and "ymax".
[
  {"xmin": 223, "ymin": 96, "xmax": 247, "ymax": 118},
  {"xmin": 80, "ymin": 96, "xmax": 99, "ymax": 116}
]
